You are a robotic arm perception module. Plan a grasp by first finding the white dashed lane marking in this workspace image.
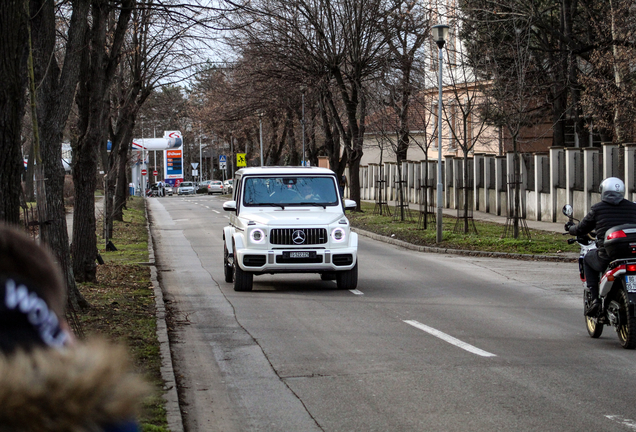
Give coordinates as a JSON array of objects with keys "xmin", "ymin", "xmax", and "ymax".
[
  {"xmin": 403, "ymin": 319, "xmax": 496, "ymax": 358},
  {"xmin": 606, "ymin": 415, "xmax": 636, "ymax": 430}
]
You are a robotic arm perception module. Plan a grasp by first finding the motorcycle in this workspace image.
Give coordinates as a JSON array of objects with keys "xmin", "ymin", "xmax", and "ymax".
[{"xmin": 563, "ymin": 204, "xmax": 636, "ymax": 348}]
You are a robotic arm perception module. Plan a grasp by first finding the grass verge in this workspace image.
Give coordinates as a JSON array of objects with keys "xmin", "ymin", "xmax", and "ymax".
[
  {"xmin": 77, "ymin": 197, "xmax": 168, "ymax": 432},
  {"xmin": 348, "ymin": 202, "xmax": 578, "ymax": 256}
]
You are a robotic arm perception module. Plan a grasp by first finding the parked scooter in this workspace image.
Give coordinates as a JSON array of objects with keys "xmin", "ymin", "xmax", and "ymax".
[{"xmin": 563, "ymin": 204, "xmax": 636, "ymax": 348}]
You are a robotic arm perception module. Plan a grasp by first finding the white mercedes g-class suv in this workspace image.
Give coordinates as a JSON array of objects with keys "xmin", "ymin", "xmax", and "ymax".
[{"xmin": 222, "ymin": 166, "xmax": 358, "ymax": 291}]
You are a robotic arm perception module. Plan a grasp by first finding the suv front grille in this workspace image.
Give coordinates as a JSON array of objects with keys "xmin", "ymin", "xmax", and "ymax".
[{"xmin": 270, "ymin": 228, "xmax": 328, "ymax": 245}]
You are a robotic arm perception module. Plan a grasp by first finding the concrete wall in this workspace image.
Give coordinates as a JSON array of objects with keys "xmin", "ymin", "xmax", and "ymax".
[{"xmin": 358, "ymin": 142, "xmax": 634, "ymax": 222}]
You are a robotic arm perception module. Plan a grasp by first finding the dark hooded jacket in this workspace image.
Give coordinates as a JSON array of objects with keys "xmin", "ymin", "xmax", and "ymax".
[
  {"xmin": 0, "ymin": 339, "xmax": 149, "ymax": 432},
  {"xmin": 569, "ymin": 191, "xmax": 636, "ymax": 260}
]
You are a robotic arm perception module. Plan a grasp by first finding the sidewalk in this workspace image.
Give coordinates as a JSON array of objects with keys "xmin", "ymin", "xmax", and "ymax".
[{"xmin": 65, "ymin": 197, "xmax": 183, "ymax": 432}]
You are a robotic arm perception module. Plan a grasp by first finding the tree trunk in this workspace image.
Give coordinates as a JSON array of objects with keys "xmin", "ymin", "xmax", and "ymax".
[
  {"xmin": 103, "ymin": 174, "xmax": 116, "ymax": 245},
  {"xmin": 72, "ymin": 0, "xmax": 133, "ymax": 282},
  {"xmin": 513, "ymin": 138, "xmax": 520, "ymax": 239},
  {"xmin": 463, "ymin": 151, "xmax": 470, "ymax": 233},
  {"xmin": 31, "ymin": 0, "xmax": 89, "ymax": 307},
  {"xmin": 72, "ymin": 135, "xmax": 100, "ymax": 282},
  {"xmin": 0, "ymin": 1, "xmax": 28, "ymax": 225},
  {"xmin": 113, "ymin": 141, "xmax": 130, "ymax": 222},
  {"xmin": 25, "ymin": 144, "xmax": 36, "ymax": 202}
]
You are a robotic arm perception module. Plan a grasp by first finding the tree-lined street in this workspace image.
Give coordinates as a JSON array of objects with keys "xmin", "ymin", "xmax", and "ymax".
[{"xmin": 149, "ymin": 194, "xmax": 636, "ymax": 431}]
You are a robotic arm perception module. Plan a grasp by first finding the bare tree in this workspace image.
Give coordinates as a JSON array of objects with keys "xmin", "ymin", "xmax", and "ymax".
[
  {"xmin": 460, "ymin": 0, "xmax": 610, "ymax": 149},
  {"xmin": 579, "ymin": 0, "xmax": 636, "ymax": 144},
  {"xmin": 373, "ymin": 0, "xmax": 432, "ymax": 220},
  {"xmin": 224, "ymin": 0, "xmax": 391, "ymax": 209},
  {"xmin": 72, "ymin": 0, "xmax": 134, "ymax": 282},
  {"xmin": 409, "ymin": 90, "xmax": 439, "ymax": 228},
  {"xmin": 441, "ymin": 23, "xmax": 493, "ymax": 233},
  {"xmin": 31, "ymin": 0, "xmax": 90, "ymax": 309},
  {"xmin": 472, "ymin": 15, "xmax": 543, "ymax": 238},
  {"xmin": 0, "ymin": 1, "xmax": 29, "ymax": 225},
  {"xmin": 106, "ymin": 0, "xmax": 215, "ymax": 243}
]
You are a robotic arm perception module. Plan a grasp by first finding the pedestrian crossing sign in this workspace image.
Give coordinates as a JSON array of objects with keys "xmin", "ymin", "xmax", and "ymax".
[{"xmin": 237, "ymin": 153, "xmax": 246, "ymax": 167}]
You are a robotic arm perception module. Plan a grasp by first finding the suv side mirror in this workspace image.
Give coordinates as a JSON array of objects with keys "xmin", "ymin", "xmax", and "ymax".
[
  {"xmin": 344, "ymin": 199, "xmax": 357, "ymax": 211},
  {"xmin": 223, "ymin": 201, "xmax": 237, "ymax": 212}
]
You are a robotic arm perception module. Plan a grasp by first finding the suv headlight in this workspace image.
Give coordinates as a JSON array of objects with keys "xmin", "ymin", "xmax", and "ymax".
[
  {"xmin": 250, "ymin": 228, "xmax": 265, "ymax": 243},
  {"xmin": 331, "ymin": 227, "xmax": 346, "ymax": 243}
]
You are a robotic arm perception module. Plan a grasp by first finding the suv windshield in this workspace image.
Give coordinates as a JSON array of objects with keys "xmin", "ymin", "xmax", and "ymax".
[{"xmin": 243, "ymin": 176, "xmax": 338, "ymax": 207}]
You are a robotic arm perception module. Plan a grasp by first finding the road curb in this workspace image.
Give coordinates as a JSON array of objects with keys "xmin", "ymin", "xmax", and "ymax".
[
  {"xmin": 352, "ymin": 227, "xmax": 577, "ymax": 263},
  {"xmin": 145, "ymin": 204, "xmax": 184, "ymax": 432}
]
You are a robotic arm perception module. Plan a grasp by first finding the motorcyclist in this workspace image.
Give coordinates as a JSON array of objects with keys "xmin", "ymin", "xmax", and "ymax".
[{"xmin": 566, "ymin": 177, "xmax": 636, "ymax": 316}]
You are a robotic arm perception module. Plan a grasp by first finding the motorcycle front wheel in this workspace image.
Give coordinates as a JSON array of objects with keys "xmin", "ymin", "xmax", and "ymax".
[
  {"xmin": 584, "ymin": 292, "xmax": 603, "ymax": 338},
  {"xmin": 616, "ymin": 286, "xmax": 636, "ymax": 349}
]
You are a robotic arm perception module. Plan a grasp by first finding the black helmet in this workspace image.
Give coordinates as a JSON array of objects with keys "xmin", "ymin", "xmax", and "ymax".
[{"xmin": 599, "ymin": 177, "xmax": 625, "ymax": 204}]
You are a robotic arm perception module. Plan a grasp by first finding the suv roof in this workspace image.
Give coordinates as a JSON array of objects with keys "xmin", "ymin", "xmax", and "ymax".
[{"xmin": 235, "ymin": 166, "xmax": 335, "ymax": 177}]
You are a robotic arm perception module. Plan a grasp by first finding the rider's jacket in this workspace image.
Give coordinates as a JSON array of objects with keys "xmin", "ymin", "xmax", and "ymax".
[{"xmin": 569, "ymin": 193, "xmax": 636, "ymax": 260}]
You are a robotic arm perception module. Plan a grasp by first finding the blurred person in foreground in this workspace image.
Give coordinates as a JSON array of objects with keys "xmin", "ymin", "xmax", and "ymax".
[{"xmin": 0, "ymin": 223, "xmax": 149, "ymax": 432}]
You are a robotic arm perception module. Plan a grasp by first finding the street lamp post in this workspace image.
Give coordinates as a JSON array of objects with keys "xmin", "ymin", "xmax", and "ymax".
[
  {"xmin": 258, "ymin": 111, "xmax": 264, "ymax": 167},
  {"xmin": 432, "ymin": 24, "xmax": 449, "ymax": 244},
  {"xmin": 141, "ymin": 116, "xmax": 146, "ymax": 195},
  {"xmin": 300, "ymin": 85, "xmax": 307, "ymax": 166}
]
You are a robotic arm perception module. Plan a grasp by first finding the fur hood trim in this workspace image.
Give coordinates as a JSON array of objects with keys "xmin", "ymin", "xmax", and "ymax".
[{"xmin": 0, "ymin": 339, "xmax": 149, "ymax": 432}]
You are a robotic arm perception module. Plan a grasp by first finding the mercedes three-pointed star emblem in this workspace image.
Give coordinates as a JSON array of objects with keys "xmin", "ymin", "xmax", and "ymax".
[{"xmin": 292, "ymin": 229, "xmax": 306, "ymax": 244}]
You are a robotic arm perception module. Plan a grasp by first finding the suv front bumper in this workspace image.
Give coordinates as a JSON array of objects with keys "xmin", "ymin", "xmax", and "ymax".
[{"xmin": 235, "ymin": 246, "xmax": 357, "ymax": 273}]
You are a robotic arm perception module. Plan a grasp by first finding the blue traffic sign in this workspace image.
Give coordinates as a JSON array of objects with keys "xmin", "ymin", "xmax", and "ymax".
[{"xmin": 219, "ymin": 155, "xmax": 226, "ymax": 163}]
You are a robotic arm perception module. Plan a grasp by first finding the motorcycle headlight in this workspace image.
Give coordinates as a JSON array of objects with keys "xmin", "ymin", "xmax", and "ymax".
[
  {"xmin": 250, "ymin": 228, "xmax": 265, "ymax": 243},
  {"xmin": 331, "ymin": 227, "xmax": 346, "ymax": 243}
]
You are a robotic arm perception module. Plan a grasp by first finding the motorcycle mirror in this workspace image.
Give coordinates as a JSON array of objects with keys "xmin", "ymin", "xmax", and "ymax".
[{"xmin": 562, "ymin": 204, "xmax": 573, "ymax": 217}]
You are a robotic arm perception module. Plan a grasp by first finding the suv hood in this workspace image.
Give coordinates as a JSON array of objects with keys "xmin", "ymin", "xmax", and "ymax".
[{"xmin": 243, "ymin": 210, "xmax": 344, "ymax": 226}]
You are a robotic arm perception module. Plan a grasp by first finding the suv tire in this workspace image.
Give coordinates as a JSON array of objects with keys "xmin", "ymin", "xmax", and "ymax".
[
  {"xmin": 336, "ymin": 262, "xmax": 358, "ymax": 290},
  {"xmin": 233, "ymin": 250, "xmax": 253, "ymax": 291}
]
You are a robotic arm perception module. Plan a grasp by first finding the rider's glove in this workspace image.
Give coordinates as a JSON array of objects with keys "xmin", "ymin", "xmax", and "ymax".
[{"xmin": 564, "ymin": 221, "xmax": 575, "ymax": 233}]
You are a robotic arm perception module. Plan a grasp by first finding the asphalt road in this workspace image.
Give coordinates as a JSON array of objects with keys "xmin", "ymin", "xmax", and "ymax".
[{"xmin": 148, "ymin": 195, "xmax": 636, "ymax": 432}]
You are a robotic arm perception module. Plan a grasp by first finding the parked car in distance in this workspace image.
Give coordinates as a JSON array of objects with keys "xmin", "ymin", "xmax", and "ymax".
[
  {"xmin": 207, "ymin": 180, "xmax": 224, "ymax": 195},
  {"xmin": 223, "ymin": 179, "xmax": 233, "ymax": 195},
  {"xmin": 164, "ymin": 183, "xmax": 173, "ymax": 196},
  {"xmin": 197, "ymin": 180, "xmax": 212, "ymax": 194},
  {"xmin": 177, "ymin": 181, "xmax": 196, "ymax": 195}
]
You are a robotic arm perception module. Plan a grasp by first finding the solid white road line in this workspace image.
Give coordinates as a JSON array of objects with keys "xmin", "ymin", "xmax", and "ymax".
[
  {"xmin": 403, "ymin": 319, "xmax": 497, "ymax": 358},
  {"xmin": 606, "ymin": 415, "xmax": 636, "ymax": 430}
]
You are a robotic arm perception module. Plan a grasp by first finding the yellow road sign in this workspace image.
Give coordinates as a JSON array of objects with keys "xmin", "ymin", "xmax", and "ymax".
[{"xmin": 237, "ymin": 153, "xmax": 246, "ymax": 167}]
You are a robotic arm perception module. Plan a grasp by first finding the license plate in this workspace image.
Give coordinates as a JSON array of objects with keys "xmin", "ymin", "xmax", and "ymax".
[
  {"xmin": 289, "ymin": 251, "xmax": 310, "ymax": 258},
  {"xmin": 626, "ymin": 275, "xmax": 636, "ymax": 292}
]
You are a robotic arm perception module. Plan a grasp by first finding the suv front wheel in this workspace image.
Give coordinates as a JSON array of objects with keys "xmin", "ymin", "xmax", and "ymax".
[
  {"xmin": 233, "ymin": 246, "xmax": 253, "ymax": 291},
  {"xmin": 336, "ymin": 262, "xmax": 358, "ymax": 290}
]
